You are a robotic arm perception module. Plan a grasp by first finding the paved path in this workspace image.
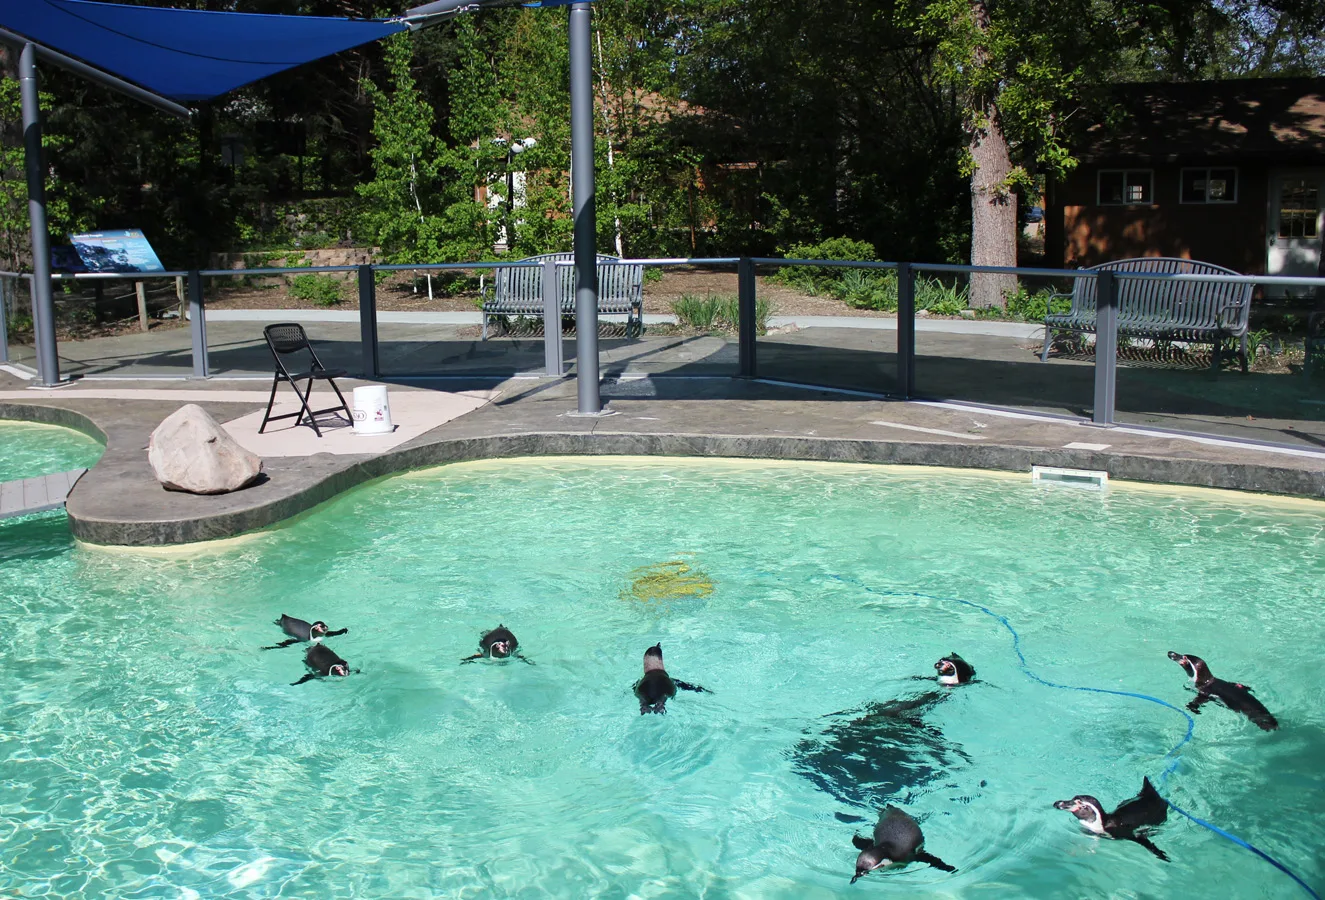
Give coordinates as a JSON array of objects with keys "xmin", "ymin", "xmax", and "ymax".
[{"xmin": 0, "ymin": 468, "xmax": 87, "ymax": 520}]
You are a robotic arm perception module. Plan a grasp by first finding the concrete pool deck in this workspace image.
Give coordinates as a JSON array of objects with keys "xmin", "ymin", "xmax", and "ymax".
[{"xmin": 1, "ymin": 369, "xmax": 1322, "ymax": 546}]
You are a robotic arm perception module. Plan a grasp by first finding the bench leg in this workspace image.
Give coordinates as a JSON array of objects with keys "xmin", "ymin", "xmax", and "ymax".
[
  {"xmin": 1238, "ymin": 333, "xmax": 1249, "ymax": 374},
  {"xmin": 1039, "ymin": 327, "xmax": 1055, "ymax": 362},
  {"xmin": 1210, "ymin": 337, "xmax": 1222, "ymax": 373},
  {"xmin": 481, "ymin": 315, "xmax": 488, "ymax": 341}
]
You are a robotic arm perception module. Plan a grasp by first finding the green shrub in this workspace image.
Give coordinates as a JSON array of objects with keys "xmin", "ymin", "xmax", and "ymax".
[
  {"xmin": 833, "ymin": 268, "xmax": 899, "ymax": 311},
  {"xmin": 289, "ymin": 274, "xmax": 343, "ymax": 307},
  {"xmin": 672, "ymin": 293, "xmax": 771, "ymax": 335},
  {"xmin": 672, "ymin": 293, "xmax": 721, "ymax": 330},
  {"xmin": 773, "ymin": 237, "xmax": 877, "ymax": 295},
  {"xmin": 914, "ymin": 277, "xmax": 969, "ymax": 315},
  {"xmin": 1003, "ymin": 286, "xmax": 1070, "ymax": 322}
]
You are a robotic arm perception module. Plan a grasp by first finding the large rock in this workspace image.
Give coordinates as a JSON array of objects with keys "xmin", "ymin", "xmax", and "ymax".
[{"xmin": 148, "ymin": 404, "xmax": 263, "ymax": 494}]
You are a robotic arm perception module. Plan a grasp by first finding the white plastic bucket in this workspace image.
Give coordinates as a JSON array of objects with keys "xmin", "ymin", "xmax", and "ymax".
[{"xmin": 351, "ymin": 385, "xmax": 393, "ymax": 435}]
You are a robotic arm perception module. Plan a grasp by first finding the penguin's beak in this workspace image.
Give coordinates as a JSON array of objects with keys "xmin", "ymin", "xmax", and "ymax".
[
  {"xmin": 1053, "ymin": 799, "xmax": 1075, "ymax": 811},
  {"xmin": 1167, "ymin": 651, "xmax": 1183, "ymax": 662}
]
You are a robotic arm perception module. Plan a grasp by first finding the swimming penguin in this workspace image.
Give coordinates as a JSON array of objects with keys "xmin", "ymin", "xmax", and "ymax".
[
  {"xmin": 934, "ymin": 652, "xmax": 976, "ymax": 686},
  {"xmin": 634, "ymin": 643, "xmax": 709, "ymax": 714},
  {"xmin": 851, "ymin": 806, "xmax": 956, "ymax": 882},
  {"xmin": 460, "ymin": 625, "xmax": 534, "ymax": 664},
  {"xmin": 1167, "ymin": 651, "xmax": 1278, "ymax": 731},
  {"xmin": 1053, "ymin": 776, "xmax": 1169, "ymax": 861},
  {"xmin": 793, "ymin": 654, "xmax": 978, "ymax": 811},
  {"xmin": 261, "ymin": 614, "xmax": 348, "ymax": 650},
  {"xmin": 291, "ymin": 643, "xmax": 357, "ymax": 685}
]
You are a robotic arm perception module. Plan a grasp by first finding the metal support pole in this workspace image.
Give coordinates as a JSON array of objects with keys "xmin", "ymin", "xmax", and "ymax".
[
  {"xmin": 1092, "ymin": 270, "xmax": 1117, "ymax": 425},
  {"xmin": 0, "ymin": 278, "xmax": 9, "ymax": 364},
  {"xmin": 896, "ymin": 263, "xmax": 916, "ymax": 398},
  {"xmin": 542, "ymin": 260, "xmax": 564, "ymax": 376},
  {"xmin": 358, "ymin": 264, "xmax": 379, "ymax": 379},
  {"xmin": 187, "ymin": 269, "xmax": 208, "ymax": 378},
  {"xmin": 737, "ymin": 256, "xmax": 757, "ymax": 377},
  {"xmin": 20, "ymin": 44, "xmax": 59, "ymax": 387},
  {"xmin": 569, "ymin": 2, "xmax": 601, "ymax": 413}
]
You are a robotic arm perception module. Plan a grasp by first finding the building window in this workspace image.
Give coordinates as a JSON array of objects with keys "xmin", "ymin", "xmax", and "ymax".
[
  {"xmin": 1180, "ymin": 168, "xmax": 1238, "ymax": 204},
  {"xmin": 1278, "ymin": 180, "xmax": 1319, "ymax": 239},
  {"xmin": 1098, "ymin": 170, "xmax": 1153, "ymax": 205}
]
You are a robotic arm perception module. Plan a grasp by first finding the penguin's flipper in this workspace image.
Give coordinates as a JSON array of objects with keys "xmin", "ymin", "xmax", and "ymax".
[
  {"xmin": 674, "ymin": 680, "xmax": 710, "ymax": 693},
  {"xmin": 459, "ymin": 653, "xmax": 483, "ymax": 664},
  {"xmin": 851, "ymin": 835, "xmax": 873, "ymax": 851},
  {"xmin": 260, "ymin": 638, "xmax": 301, "ymax": 651},
  {"xmin": 913, "ymin": 850, "xmax": 957, "ymax": 873},
  {"xmin": 1128, "ymin": 834, "xmax": 1169, "ymax": 862},
  {"xmin": 517, "ymin": 653, "xmax": 536, "ymax": 666},
  {"xmin": 290, "ymin": 673, "xmax": 319, "ymax": 686},
  {"xmin": 324, "ymin": 627, "xmax": 349, "ymax": 637},
  {"xmin": 1187, "ymin": 693, "xmax": 1212, "ymax": 714}
]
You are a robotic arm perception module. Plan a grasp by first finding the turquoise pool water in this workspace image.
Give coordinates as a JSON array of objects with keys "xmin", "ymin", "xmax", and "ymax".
[
  {"xmin": 0, "ymin": 458, "xmax": 1322, "ymax": 899},
  {"xmin": 0, "ymin": 420, "xmax": 103, "ymax": 483}
]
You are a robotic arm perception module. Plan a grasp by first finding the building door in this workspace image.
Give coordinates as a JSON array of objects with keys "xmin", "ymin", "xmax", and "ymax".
[{"xmin": 1267, "ymin": 172, "xmax": 1325, "ymax": 293}]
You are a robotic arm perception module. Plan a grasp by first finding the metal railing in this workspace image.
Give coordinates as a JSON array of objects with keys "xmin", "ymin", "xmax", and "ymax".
[{"xmin": 7, "ymin": 256, "xmax": 1323, "ymax": 446}]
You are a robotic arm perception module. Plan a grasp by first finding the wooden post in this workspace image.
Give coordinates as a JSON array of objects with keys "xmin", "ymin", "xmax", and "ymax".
[
  {"xmin": 174, "ymin": 275, "xmax": 185, "ymax": 318},
  {"xmin": 135, "ymin": 281, "xmax": 148, "ymax": 332}
]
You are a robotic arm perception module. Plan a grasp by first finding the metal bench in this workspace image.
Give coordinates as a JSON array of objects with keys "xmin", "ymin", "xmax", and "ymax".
[
  {"xmin": 1040, "ymin": 257, "xmax": 1254, "ymax": 373},
  {"xmin": 480, "ymin": 252, "xmax": 644, "ymax": 339}
]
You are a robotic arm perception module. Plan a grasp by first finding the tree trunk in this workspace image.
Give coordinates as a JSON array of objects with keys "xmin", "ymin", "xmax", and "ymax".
[
  {"xmin": 968, "ymin": 103, "xmax": 1018, "ymax": 308},
  {"xmin": 967, "ymin": 0, "xmax": 1017, "ymax": 308}
]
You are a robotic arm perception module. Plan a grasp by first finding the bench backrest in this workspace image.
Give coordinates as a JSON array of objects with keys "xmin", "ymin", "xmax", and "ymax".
[
  {"xmin": 1069, "ymin": 257, "xmax": 1252, "ymax": 332},
  {"xmin": 490, "ymin": 252, "xmax": 643, "ymax": 311}
]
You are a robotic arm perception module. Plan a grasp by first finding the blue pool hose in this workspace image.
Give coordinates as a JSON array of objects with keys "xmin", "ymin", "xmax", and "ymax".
[{"xmin": 829, "ymin": 575, "xmax": 1321, "ymax": 900}]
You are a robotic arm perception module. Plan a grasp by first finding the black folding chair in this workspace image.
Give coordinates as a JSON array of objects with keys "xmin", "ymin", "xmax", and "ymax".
[{"xmin": 259, "ymin": 323, "xmax": 353, "ymax": 438}]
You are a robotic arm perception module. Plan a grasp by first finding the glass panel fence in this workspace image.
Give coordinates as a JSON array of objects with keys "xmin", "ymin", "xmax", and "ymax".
[
  {"xmin": 912, "ymin": 265, "xmax": 1095, "ymax": 419},
  {"xmin": 204, "ymin": 266, "xmax": 362, "ymax": 377},
  {"xmin": 46, "ymin": 274, "xmax": 193, "ymax": 377},
  {"xmin": 1, "ymin": 274, "xmax": 35, "ymax": 372},
  {"xmin": 1112, "ymin": 273, "xmax": 1325, "ymax": 447},
  {"xmin": 376, "ymin": 263, "xmax": 543, "ymax": 377},
  {"xmin": 754, "ymin": 260, "xmax": 899, "ymax": 394},
  {"xmin": 607, "ymin": 261, "xmax": 739, "ymax": 378}
]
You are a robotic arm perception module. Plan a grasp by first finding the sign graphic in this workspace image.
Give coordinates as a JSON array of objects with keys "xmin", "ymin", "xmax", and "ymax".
[{"xmin": 69, "ymin": 230, "xmax": 166, "ymax": 274}]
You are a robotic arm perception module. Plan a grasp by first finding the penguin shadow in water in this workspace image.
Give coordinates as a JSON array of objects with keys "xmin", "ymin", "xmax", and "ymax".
[
  {"xmin": 460, "ymin": 626, "xmax": 534, "ymax": 665},
  {"xmin": 261, "ymin": 614, "xmax": 348, "ymax": 650},
  {"xmin": 1054, "ymin": 776, "xmax": 1170, "ymax": 861},
  {"xmin": 851, "ymin": 806, "xmax": 956, "ymax": 883},
  {"xmin": 633, "ymin": 643, "xmax": 710, "ymax": 714},
  {"xmin": 292, "ymin": 643, "xmax": 360, "ymax": 686},
  {"xmin": 1167, "ymin": 651, "xmax": 1278, "ymax": 731},
  {"xmin": 791, "ymin": 654, "xmax": 978, "ymax": 814}
]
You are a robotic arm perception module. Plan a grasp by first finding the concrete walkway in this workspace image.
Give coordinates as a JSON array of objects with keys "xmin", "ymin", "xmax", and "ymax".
[{"xmin": 1, "ymin": 370, "xmax": 1321, "ymax": 547}]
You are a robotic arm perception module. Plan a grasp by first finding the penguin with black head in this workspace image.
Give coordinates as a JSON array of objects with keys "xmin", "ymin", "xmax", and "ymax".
[
  {"xmin": 292, "ymin": 643, "xmax": 359, "ymax": 685},
  {"xmin": 634, "ymin": 644, "xmax": 709, "ymax": 714},
  {"xmin": 1054, "ymin": 777, "xmax": 1169, "ymax": 861},
  {"xmin": 850, "ymin": 806, "xmax": 956, "ymax": 882},
  {"xmin": 1167, "ymin": 651, "xmax": 1277, "ymax": 731},
  {"xmin": 791, "ymin": 653, "xmax": 979, "ymax": 810},
  {"xmin": 262, "ymin": 614, "xmax": 348, "ymax": 650},
  {"xmin": 461, "ymin": 625, "xmax": 534, "ymax": 664}
]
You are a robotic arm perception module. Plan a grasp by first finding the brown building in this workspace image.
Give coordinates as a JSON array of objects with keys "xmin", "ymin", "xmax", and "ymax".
[{"xmin": 1047, "ymin": 79, "xmax": 1325, "ymax": 284}]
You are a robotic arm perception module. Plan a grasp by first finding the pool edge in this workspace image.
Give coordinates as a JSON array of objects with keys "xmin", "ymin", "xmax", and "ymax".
[{"xmin": 58, "ymin": 426, "xmax": 1325, "ymax": 548}]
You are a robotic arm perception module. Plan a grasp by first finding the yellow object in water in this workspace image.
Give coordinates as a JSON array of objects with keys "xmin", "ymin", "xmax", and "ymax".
[{"xmin": 623, "ymin": 560, "xmax": 714, "ymax": 605}]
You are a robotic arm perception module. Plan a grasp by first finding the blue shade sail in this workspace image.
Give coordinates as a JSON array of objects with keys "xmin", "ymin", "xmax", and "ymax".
[{"xmin": 0, "ymin": 0, "xmax": 407, "ymax": 102}]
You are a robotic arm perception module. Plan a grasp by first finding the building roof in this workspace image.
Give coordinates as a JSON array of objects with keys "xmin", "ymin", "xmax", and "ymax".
[{"xmin": 1077, "ymin": 78, "xmax": 1325, "ymax": 165}]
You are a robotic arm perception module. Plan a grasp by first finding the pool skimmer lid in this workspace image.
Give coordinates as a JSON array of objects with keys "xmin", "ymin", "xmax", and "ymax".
[{"xmin": 1031, "ymin": 465, "xmax": 1109, "ymax": 490}]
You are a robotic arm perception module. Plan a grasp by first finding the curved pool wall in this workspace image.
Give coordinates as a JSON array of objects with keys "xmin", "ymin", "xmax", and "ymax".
[
  {"xmin": 0, "ymin": 409, "xmax": 105, "ymax": 483},
  {"xmin": 1, "ymin": 457, "xmax": 1321, "ymax": 898}
]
